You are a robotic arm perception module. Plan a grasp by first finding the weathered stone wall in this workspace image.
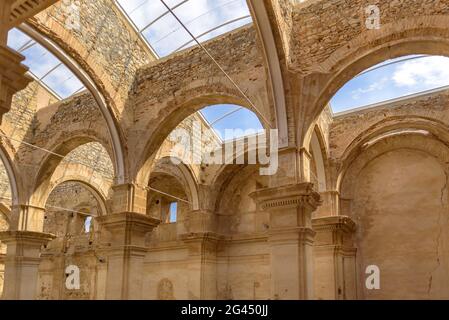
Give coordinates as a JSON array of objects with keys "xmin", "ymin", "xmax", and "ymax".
[
  {"xmin": 341, "ymin": 144, "xmax": 449, "ymax": 299},
  {"xmin": 290, "ymin": 0, "xmax": 449, "ymax": 73},
  {"xmin": 329, "ymin": 88, "xmax": 449, "ymax": 161},
  {"xmin": 38, "ymin": 180, "xmax": 104, "ymax": 300},
  {"xmin": 130, "ymin": 25, "xmax": 271, "ymax": 181},
  {"xmin": 31, "ymin": 0, "xmax": 153, "ymax": 113},
  {"xmin": 3, "ymin": 81, "xmax": 58, "ymax": 144}
]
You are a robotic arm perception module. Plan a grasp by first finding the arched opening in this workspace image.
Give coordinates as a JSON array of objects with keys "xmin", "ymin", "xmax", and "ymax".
[
  {"xmin": 147, "ymin": 170, "xmax": 190, "ymax": 243},
  {"xmin": 31, "ymin": 140, "xmax": 115, "ymax": 213},
  {"xmin": 330, "ymin": 55, "xmax": 449, "ymax": 114},
  {"xmin": 0, "ymin": 143, "xmax": 20, "ymax": 298},
  {"xmin": 37, "ymin": 180, "xmax": 107, "ymax": 300},
  {"xmin": 136, "ymin": 100, "xmax": 266, "ymax": 186},
  {"xmin": 7, "ymin": 26, "xmax": 126, "ymax": 184},
  {"xmin": 43, "ymin": 181, "xmax": 105, "ymax": 238},
  {"xmin": 322, "ymin": 49, "xmax": 449, "ymax": 299}
]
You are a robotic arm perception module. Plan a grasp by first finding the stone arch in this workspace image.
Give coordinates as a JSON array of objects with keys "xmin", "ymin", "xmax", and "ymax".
[
  {"xmin": 338, "ymin": 132, "xmax": 449, "ymax": 299},
  {"xmin": 336, "ymin": 117, "xmax": 449, "ymax": 192},
  {"xmin": 339, "ymin": 133, "xmax": 449, "ymax": 199},
  {"xmin": 30, "ymin": 136, "xmax": 115, "ymax": 210},
  {"xmin": 307, "ymin": 125, "xmax": 328, "ymax": 192},
  {"xmin": 45, "ymin": 179, "xmax": 108, "ymax": 217},
  {"xmin": 0, "ymin": 136, "xmax": 20, "ymax": 207},
  {"xmin": 148, "ymin": 156, "xmax": 200, "ymax": 212},
  {"xmin": 20, "ymin": 24, "xmax": 127, "ymax": 183},
  {"xmin": 135, "ymin": 92, "xmax": 270, "ymax": 187},
  {"xmin": 305, "ymin": 17, "xmax": 449, "ymax": 144}
]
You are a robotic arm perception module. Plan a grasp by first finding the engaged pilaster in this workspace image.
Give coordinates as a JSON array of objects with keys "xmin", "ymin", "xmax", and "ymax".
[
  {"xmin": 0, "ymin": 231, "xmax": 55, "ymax": 300},
  {"xmin": 312, "ymin": 215, "xmax": 357, "ymax": 300},
  {"xmin": 250, "ymin": 183, "xmax": 321, "ymax": 300},
  {"xmin": 97, "ymin": 212, "xmax": 159, "ymax": 300}
]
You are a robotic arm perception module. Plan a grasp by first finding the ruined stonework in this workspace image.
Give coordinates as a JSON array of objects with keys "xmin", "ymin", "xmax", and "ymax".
[{"xmin": 1, "ymin": 0, "xmax": 449, "ymax": 300}]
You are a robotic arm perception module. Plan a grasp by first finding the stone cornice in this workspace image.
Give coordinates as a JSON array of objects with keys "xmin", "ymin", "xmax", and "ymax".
[
  {"xmin": 250, "ymin": 183, "xmax": 321, "ymax": 210},
  {"xmin": 0, "ymin": 230, "xmax": 55, "ymax": 244},
  {"xmin": 312, "ymin": 215, "xmax": 356, "ymax": 234},
  {"xmin": 0, "ymin": 45, "xmax": 31, "ymax": 117},
  {"xmin": 179, "ymin": 231, "xmax": 226, "ymax": 243},
  {"xmin": 268, "ymin": 226, "xmax": 316, "ymax": 245},
  {"xmin": 97, "ymin": 212, "xmax": 160, "ymax": 232}
]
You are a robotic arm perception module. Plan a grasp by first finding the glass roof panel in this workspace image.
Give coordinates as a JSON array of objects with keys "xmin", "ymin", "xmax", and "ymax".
[
  {"xmin": 200, "ymin": 104, "xmax": 264, "ymax": 141},
  {"xmin": 331, "ymin": 55, "xmax": 449, "ymax": 113},
  {"xmin": 7, "ymin": 28, "xmax": 85, "ymax": 100},
  {"xmin": 116, "ymin": 0, "xmax": 252, "ymax": 58},
  {"xmin": 42, "ymin": 64, "xmax": 85, "ymax": 98}
]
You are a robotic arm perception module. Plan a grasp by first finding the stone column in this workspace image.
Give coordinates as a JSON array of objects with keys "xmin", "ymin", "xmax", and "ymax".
[
  {"xmin": 0, "ymin": 231, "xmax": 55, "ymax": 300},
  {"xmin": 312, "ymin": 216, "xmax": 357, "ymax": 300},
  {"xmin": 250, "ymin": 183, "xmax": 321, "ymax": 300},
  {"xmin": 97, "ymin": 212, "xmax": 159, "ymax": 300}
]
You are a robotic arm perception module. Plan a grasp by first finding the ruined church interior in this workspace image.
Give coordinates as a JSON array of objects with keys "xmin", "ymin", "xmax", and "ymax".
[{"xmin": 1, "ymin": 0, "xmax": 449, "ymax": 301}]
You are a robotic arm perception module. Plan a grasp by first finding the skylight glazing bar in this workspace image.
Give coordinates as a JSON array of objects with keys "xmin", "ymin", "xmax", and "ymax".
[
  {"xmin": 139, "ymin": 0, "xmax": 190, "ymax": 34},
  {"xmin": 174, "ymin": 15, "xmax": 251, "ymax": 53},
  {"xmin": 17, "ymin": 39, "xmax": 34, "ymax": 52},
  {"xmin": 159, "ymin": 0, "xmax": 271, "ymax": 128},
  {"xmin": 113, "ymin": 0, "xmax": 160, "ymax": 59},
  {"xmin": 39, "ymin": 62, "xmax": 62, "ymax": 81},
  {"xmin": 152, "ymin": 0, "xmax": 244, "ymax": 46},
  {"xmin": 27, "ymin": 70, "xmax": 62, "ymax": 100}
]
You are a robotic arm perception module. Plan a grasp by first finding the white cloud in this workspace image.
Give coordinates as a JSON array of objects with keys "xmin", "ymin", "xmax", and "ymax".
[
  {"xmin": 351, "ymin": 77, "xmax": 388, "ymax": 100},
  {"xmin": 393, "ymin": 56, "xmax": 449, "ymax": 88},
  {"xmin": 119, "ymin": 0, "xmax": 251, "ymax": 56}
]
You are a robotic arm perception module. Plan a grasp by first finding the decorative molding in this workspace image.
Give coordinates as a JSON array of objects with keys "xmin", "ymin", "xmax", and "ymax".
[
  {"xmin": 0, "ymin": 45, "xmax": 31, "ymax": 119},
  {"xmin": 9, "ymin": 0, "xmax": 59, "ymax": 27},
  {"xmin": 0, "ymin": 230, "xmax": 55, "ymax": 245},
  {"xmin": 250, "ymin": 183, "xmax": 321, "ymax": 210},
  {"xmin": 312, "ymin": 215, "xmax": 356, "ymax": 234}
]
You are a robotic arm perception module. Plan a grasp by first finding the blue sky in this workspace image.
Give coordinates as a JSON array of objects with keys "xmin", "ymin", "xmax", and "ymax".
[
  {"xmin": 9, "ymin": 2, "xmax": 449, "ymax": 140},
  {"xmin": 200, "ymin": 104, "xmax": 264, "ymax": 141},
  {"xmin": 7, "ymin": 28, "xmax": 84, "ymax": 99},
  {"xmin": 117, "ymin": 0, "xmax": 252, "ymax": 57},
  {"xmin": 331, "ymin": 55, "xmax": 449, "ymax": 113},
  {"xmin": 169, "ymin": 201, "xmax": 177, "ymax": 222}
]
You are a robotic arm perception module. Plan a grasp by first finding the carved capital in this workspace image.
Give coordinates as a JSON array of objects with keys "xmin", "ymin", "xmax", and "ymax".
[
  {"xmin": 97, "ymin": 212, "xmax": 160, "ymax": 247},
  {"xmin": 312, "ymin": 216, "xmax": 356, "ymax": 247},
  {"xmin": 250, "ymin": 183, "xmax": 321, "ymax": 211},
  {"xmin": 0, "ymin": 230, "xmax": 55, "ymax": 261}
]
